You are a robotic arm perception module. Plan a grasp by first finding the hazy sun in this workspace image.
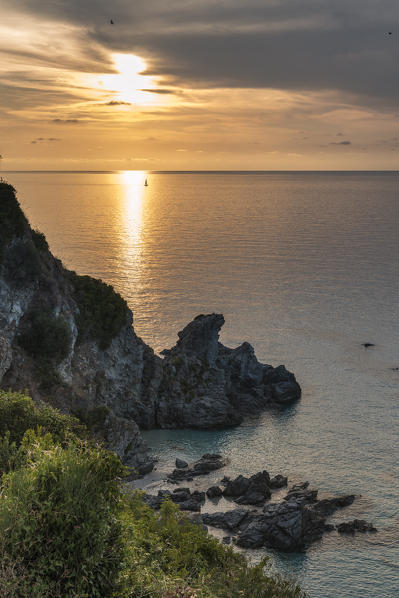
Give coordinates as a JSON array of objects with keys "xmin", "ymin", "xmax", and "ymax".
[{"xmin": 99, "ymin": 53, "xmax": 166, "ymax": 106}]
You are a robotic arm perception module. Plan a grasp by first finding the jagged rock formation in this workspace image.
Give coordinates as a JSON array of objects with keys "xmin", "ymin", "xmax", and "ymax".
[
  {"xmin": 0, "ymin": 182, "xmax": 301, "ymax": 475},
  {"xmin": 202, "ymin": 491, "xmax": 356, "ymax": 552},
  {"xmin": 156, "ymin": 314, "xmax": 301, "ymax": 428}
]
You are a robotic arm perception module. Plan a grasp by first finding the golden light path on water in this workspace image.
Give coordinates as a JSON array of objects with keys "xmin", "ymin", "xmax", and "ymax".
[{"xmin": 118, "ymin": 170, "xmax": 148, "ymax": 300}]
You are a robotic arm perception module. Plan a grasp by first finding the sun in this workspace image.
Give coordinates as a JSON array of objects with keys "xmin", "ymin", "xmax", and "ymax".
[{"xmin": 99, "ymin": 53, "xmax": 167, "ymax": 106}]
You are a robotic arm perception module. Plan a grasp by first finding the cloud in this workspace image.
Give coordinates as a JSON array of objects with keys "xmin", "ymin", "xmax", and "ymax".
[
  {"xmin": 3, "ymin": 0, "xmax": 399, "ymax": 116},
  {"xmin": 104, "ymin": 100, "xmax": 131, "ymax": 105},
  {"xmin": 329, "ymin": 140, "xmax": 352, "ymax": 145},
  {"xmin": 31, "ymin": 137, "xmax": 61, "ymax": 144},
  {"xmin": 140, "ymin": 88, "xmax": 175, "ymax": 95},
  {"xmin": 52, "ymin": 119, "xmax": 79, "ymax": 124}
]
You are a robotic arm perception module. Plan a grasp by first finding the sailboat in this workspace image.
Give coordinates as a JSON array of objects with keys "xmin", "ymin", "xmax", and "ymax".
[{"xmin": 144, "ymin": 178, "xmax": 148, "ymax": 187}]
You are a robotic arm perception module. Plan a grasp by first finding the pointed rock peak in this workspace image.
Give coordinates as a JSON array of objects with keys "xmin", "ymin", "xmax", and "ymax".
[{"xmin": 169, "ymin": 313, "xmax": 225, "ymax": 365}]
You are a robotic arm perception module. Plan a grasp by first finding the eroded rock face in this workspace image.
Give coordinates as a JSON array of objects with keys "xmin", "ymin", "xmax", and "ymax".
[{"xmin": 156, "ymin": 314, "xmax": 301, "ymax": 429}]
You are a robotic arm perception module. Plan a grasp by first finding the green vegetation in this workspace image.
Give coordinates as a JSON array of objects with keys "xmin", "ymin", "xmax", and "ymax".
[
  {"xmin": 69, "ymin": 272, "xmax": 128, "ymax": 350},
  {"xmin": 18, "ymin": 307, "xmax": 71, "ymax": 363},
  {"xmin": 0, "ymin": 181, "xmax": 26, "ymax": 265},
  {"xmin": 0, "ymin": 390, "xmax": 306, "ymax": 598},
  {"xmin": 0, "ymin": 390, "xmax": 84, "ymax": 450},
  {"xmin": 31, "ymin": 229, "xmax": 49, "ymax": 252},
  {"xmin": 74, "ymin": 405, "xmax": 110, "ymax": 435}
]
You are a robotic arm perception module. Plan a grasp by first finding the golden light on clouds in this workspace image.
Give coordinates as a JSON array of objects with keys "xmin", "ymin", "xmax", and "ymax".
[
  {"xmin": 87, "ymin": 53, "xmax": 170, "ymax": 107},
  {"xmin": 1, "ymin": 1, "xmax": 399, "ymax": 170}
]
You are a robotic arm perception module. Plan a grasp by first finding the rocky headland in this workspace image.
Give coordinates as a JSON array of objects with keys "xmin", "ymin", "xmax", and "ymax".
[{"xmin": 0, "ymin": 182, "xmax": 300, "ymax": 475}]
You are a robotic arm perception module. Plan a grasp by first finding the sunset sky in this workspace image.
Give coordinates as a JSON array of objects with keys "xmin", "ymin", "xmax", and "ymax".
[{"xmin": 1, "ymin": 0, "xmax": 399, "ymax": 170}]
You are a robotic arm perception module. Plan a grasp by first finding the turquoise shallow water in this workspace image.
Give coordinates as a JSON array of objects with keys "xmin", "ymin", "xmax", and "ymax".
[{"xmin": 3, "ymin": 170, "xmax": 399, "ymax": 597}]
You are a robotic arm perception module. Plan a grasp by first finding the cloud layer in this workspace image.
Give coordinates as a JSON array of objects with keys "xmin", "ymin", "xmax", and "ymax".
[{"xmin": 1, "ymin": 1, "xmax": 399, "ymax": 169}]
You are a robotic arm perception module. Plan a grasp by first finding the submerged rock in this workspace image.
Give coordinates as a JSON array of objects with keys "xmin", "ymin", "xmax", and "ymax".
[{"xmin": 337, "ymin": 520, "xmax": 377, "ymax": 534}]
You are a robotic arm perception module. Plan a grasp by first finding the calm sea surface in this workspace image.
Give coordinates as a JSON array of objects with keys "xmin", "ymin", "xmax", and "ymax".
[{"xmin": 4, "ymin": 170, "xmax": 399, "ymax": 597}]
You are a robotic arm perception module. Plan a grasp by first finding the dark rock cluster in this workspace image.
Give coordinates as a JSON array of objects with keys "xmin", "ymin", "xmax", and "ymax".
[
  {"xmin": 156, "ymin": 314, "xmax": 301, "ymax": 429},
  {"xmin": 143, "ymin": 466, "xmax": 377, "ymax": 553},
  {"xmin": 167, "ymin": 454, "xmax": 228, "ymax": 483}
]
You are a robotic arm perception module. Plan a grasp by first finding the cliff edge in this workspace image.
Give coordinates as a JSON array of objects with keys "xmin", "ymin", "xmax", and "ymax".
[{"xmin": 0, "ymin": 182, "xmax": 301, "ymax": 475}]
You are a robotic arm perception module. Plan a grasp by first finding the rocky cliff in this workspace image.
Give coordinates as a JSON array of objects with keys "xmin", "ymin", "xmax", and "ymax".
[{"xmin": 0, "ymin": 181, "xmax": 301, "ymax": 474}]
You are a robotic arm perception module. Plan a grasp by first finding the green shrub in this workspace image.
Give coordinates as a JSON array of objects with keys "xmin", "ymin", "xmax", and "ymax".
[
  {"xmin": 117, "ymin": 496, "xmax": 306, "ymax": 598},
  {"xmin": 32, "ymin": 229, "xmax": 49, "ymax": 252},
  {"xmin": 75, "ymin": 405, "xmax": 110, "ymax": 435},
  {"xmin": 3, "ymin": 239, "xmax": 41, "ymax": 286},
  {"xmin": 0, "ymin": 391, "xmax": 306, "ymax": 598},
  {"xmin": 0, "ymin": 390, "xmax": 84, "ymax": 449},
  {"xmin": 34, "ymin": 359, "xmax": 63, "ymax": 392},
  {"xmin": 0, "ymin": 181, "xmax": 26, "ymax": 265},
  {"xmin": 18, "ymin": 307, "xmax": 71, "ymax": 363},
  {"xmin": 69, "ymin": 272, "xmax": 128, "ymax": 350},
  {"xmin": 0, "ymin": 434, "xmax": 125, "ymax": 598}
]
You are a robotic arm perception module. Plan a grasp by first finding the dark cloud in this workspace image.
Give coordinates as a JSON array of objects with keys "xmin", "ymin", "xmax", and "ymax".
[
  {"xmin": 104, "ymin": 100, "xmax": 131, "ymax": 105},
  {"xmin": 5, "ymin": 0, "xmax": 399, "ymax": 111},
  {"xmin": 330, "ymin": 140, "xmax": 352, "ymax": 145},
  {"xmin": 31, "ymin": 137, "xmax": 61, "ymax": 144},
  {"xmin": 140, "ymin": 88, "xmax": 175, "ymax": 94},
  {"xmin": 52, "ymin": 119, "xmax": 79, "ymax": 124}
]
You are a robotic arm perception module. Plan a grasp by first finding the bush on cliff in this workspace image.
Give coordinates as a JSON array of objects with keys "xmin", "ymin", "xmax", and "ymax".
[
  {"xmin": 0, "ymin": 390, "xmax": 306, "ymax": 598},
  {"xmin": 18, "ymin": 307, "xmax": 71, "ymax": 363},
  {"xmin": 0, "ymin": 181, "xmax": 26, "ymax": 265},
  {"xmin": 69, "ymin": 272, "xmax": 128, "ymax": 350},
  {"xmin": 0, "ymin": 433, "xmax": 125, "ymax": 598}
]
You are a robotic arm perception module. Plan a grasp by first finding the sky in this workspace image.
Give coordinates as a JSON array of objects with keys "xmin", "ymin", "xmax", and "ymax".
[{"xmin": 1, "ymin": 0, "xmax": 399, "ymax": 170}]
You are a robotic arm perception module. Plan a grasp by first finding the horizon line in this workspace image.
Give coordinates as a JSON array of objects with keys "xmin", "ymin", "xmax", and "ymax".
[{"xmin": 2, "ymin": 169, "xmax": 399, "ymax": 174}]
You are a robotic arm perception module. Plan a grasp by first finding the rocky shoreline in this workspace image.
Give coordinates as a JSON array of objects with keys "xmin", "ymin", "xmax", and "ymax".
[
  {"xmin": 0, "ymin": 182, "xmax": 301, "ymax": 475},
  {"xmin": 140, "ymin": 454, "xmax": 377, "ymax": 553}
]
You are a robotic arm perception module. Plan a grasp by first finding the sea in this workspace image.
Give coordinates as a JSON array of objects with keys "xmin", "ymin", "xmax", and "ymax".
[{"xmin": 3, "ymin": 170, "xmax": 399, "ymax": 597}]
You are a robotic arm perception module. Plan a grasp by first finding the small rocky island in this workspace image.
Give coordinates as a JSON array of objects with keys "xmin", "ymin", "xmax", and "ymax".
[{"xmin": 0, "ymin": 181, "xmax": 300, "ymax": 475}]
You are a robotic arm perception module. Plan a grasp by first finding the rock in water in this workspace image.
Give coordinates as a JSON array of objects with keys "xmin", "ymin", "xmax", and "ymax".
[
  {"xmin": 337, "ymin": 520, "xmax": 377, "ymax": 534},
  {"xmin": 203, "ymin": 485, "xmax": 362, "ymax": 552},
  {"xmin": 168, "ymin": 454, "xmax": 228, "ymax": 482},
  {"xmin": 157, "ymin": 314, "xmax": 301, "ymax": 428},
  {"xmin": 223, "ymin": 471, "xmax": 272, "ymax": 505}
]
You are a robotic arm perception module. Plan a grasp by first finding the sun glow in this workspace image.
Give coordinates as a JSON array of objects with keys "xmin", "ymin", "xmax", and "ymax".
[{"xmin": 98, "ymin": 53, "xmax": 167, "ymax": 106}]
